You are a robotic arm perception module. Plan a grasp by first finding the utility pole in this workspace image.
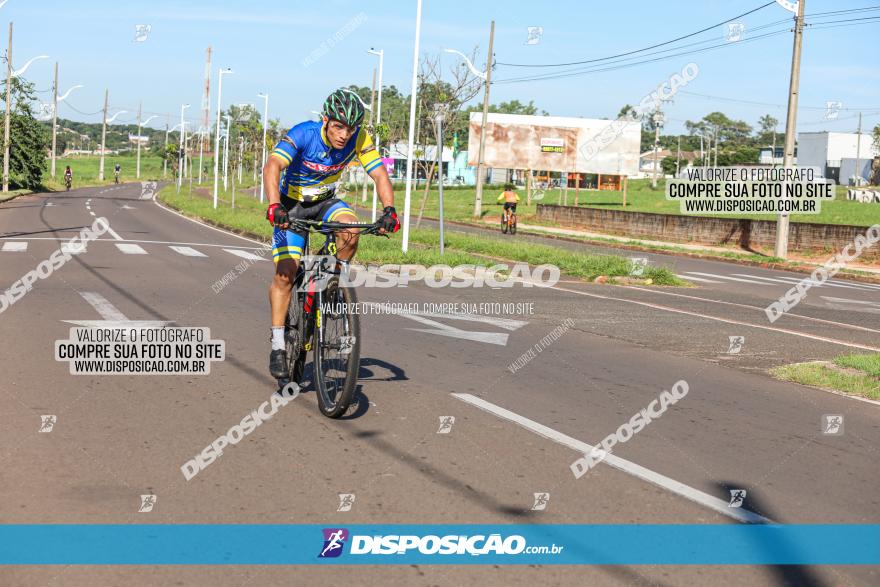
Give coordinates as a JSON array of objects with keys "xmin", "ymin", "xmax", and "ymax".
[
  {"xmin": 98, "ymin": 89, "xmax": 108, "ymax": 181},
  {"xmin": 651, "ymin": 109, "xmax": 662, "ymax": 188},
  {"xmin": 435, "ymin": 105, "xmax": 446, "ymax": 255},
  {"xmin": 473, "ymin": 20, "xmax": 495, "ymax": 218},
  {"xmin": 3, "ymin": 23, "xmax": 12, "ymax": 193},
  {"xmin": 675, "ymin": 135, "xmax": 681, "ymax": 176},
  {"xmin": 50, "ymin": 62, "xmax": 58, "ymax": 178},
  {"xmin": 854, "ymin": 112, "xmax": 863, "ymax": 185},
  {"xmin": 163, "ymin": 119, "xmax": 169, "ymax": 179},
  {"xmin": 363, "ymin": 67, "xmax": 377, "ymax": 204},
  {"xmin": 257, "ymin": 91, "xmax": 268, "ymax": 201},
  {"xmin": 774, "ymin": 0, "xmax": 806, "ymax": 259},
  {"xmin": 136, "ymin": 102, "xmax": 142, "ymax": 179},
  {"xmin": 713, "ymin": 125, "xmax": 718, "ymax": 167}
]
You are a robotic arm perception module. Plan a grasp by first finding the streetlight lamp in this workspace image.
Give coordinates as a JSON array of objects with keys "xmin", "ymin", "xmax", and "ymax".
[
  {"xmin": 213, "ymin": 68, "xmax": 233, "ymax": 208},
  {"xmin": 444, "ymin": 21, "xmax": 495, "ymax": 218},
  {"xmin": 137, "ymin": 113, "xmax": 158, "ymax": 179},
  {"xmin": 367, "ymin": 48, "xmax": 384, "ymax": 221},
  {"xmin": 257, "ymin": 92, "xmax": 269, "ymax": 202},
  {"xmin": 178, "ymin": 103, "xmax": 191, "ymax": 188}
]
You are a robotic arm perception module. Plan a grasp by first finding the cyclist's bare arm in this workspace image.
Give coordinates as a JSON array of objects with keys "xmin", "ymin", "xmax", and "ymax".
[
  {"xmin": 368, "ymin": 164, "xmax": 394, "ymax": 209},
  {"xmin": 263, "ymin": 157, "xmax": 287, "ymax": 206}
]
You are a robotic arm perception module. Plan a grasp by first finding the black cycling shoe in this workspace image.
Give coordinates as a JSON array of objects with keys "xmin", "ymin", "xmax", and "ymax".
[{"xmin": 269, "ymin": 349, "xmax": 289, "ymax": 379}]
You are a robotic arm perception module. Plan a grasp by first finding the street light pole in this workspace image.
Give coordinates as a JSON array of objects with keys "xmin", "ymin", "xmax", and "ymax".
[
  {"xmin": 50, "ymin": 62, "xmax": 58, "ymax": 178},
  {"xmin": 400, "ymin": 0, "xmax": 422, "ymax": 253},
  {"xmin": 136, "ymin": 113, "xmax": 157, "ymax": 180},
  {"xmin": 178, "ymin": 103, "xmax": 190, "ymax": 188},
  {"xmin": 99, "ymin": 89, "xmax": 108, "ymax": 181},
  {"xmin": 257, "ymin": 92, "xmax": 269, "ymax": 202},
  {"xmin": 2, "ymin": 23, "xmax": 11, "ymax": 193},
  {"xmin": 774, "ymin": 0, "xmax": 806, "ymax": 259},
  {"xmin": 213, "ymin": 68, "xmax": 232, "ymax": 208},
  {"xmin": 473, "ymin": 20, "xmax": 495, "ymax": 218},
  {"xmin": 223, "ymin": 114, "xmax": 231, "ymax": 191},
  {"xmin": 368, "ymin": 48, "xmax": 384, "ymax": 221},
  {"xmin": 434, "ymin": 105, "xmax": 446, "ymax": 255}
]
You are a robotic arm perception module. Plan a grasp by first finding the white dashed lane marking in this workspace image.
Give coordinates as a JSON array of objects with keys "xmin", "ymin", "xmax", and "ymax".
[
  {"xmin": 169, "ymin": 246, "xmax": 208, "ymax": 257},
  {"xmin": 1, "ymin": 241, "xmax": 27, "ymax": 251},
  {"xmin": 115, "ymin": 243, "xmax": 148, "ymax": 255},
  {"xmin": 223, "ymin": 249, "xmax": 266, "ymax": 261}
]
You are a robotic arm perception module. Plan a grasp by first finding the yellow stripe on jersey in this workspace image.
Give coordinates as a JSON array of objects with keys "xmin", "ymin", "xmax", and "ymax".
[
  {"xmin": 328, "ymin": 208, "xmax": 357, "ymax": 222},
  {"xmin": 355, "ymin": 128, "xmax": 383, "ymax": 173},
  {"xmin": 271, "ymin": 148, "xmax": 293, "ymax": 164}
]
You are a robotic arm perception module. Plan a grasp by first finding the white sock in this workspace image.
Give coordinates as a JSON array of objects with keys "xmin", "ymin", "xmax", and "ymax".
[{"xmin": 271, "ymin": 327, "xmax": 285, "ymax": 351}]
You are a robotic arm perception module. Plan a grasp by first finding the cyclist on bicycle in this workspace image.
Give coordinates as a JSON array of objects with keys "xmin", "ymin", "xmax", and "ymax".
[
  {"xmin": 497, "ymin": 183, "xmax": 520, "ymax": 223},
  {"xmin": 64, "ymin": 165, "xmax": 73, "ymax": 182},
  {"xmin": 263, "ymin": 88, "xmax": 400, "ymax": 378}
]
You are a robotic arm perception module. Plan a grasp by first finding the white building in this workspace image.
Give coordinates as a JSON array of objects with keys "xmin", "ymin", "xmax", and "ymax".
[{"xmin": 796, "ymin": 131, "xmax": 878, "ymax": 183}]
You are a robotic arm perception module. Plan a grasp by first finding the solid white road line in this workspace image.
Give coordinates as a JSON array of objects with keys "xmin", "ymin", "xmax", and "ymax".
[
  {"xmin": 627, "ymin": 286, "xmax": 880, "ymax": 334},
  {"xmin": 169, "ymin": 246, "xmax": 207, "ymax": 257},
  {"xmin": 152, "ymin": 192, "xmax": 266, "ymax": 246},
  {"xmin": 1, "ymin": 241, "xmax": 27, "ymax": 251},
  {"xmin": 679, "ymin": 275, "xmax": 720, "ymax": 284},
  {"xmin": 224, "ymin": 248, "xmax": 266, "ymax": 261},
  {"xmin": 115, "ymin": 243, "xmax": 148, "ymax": 255},
  {"xmin": 525, "ymin": 281, "xmax": 880, "ymax": 352},
  {"xmin": 452, "ymin": 393, "xmax": 772, "ymax": 525},
  {"xmin": 0, "ymin": 237, "xmax": 263, "ymax": 250}
]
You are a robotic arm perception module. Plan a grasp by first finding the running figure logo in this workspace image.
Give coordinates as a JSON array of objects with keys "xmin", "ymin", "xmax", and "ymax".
[
  {"xmin": 138, "ymin": 494, "xmax": 157, "ymax": 512},
  {"xmin": 337, "ymin": 494, "xmax": 355, "ymax": 512},
  {"xmin": 728, "ymin": 489, "xmax": 746, "ymax": 508},
  {"xmin": 532, "ymin": 492, "xmax": 550, "ymax": 511},
  {"xmin": 437, "ymin": 416, "xmax": 455, "ymax": 434},
  {"xmin": 725, "ymin": 22, "xmax": 745, "ymax": 42},
  {"xmin": 39, "ymin": 415, "xmax": 57, "ymax": 433},
  {"xmin": 822, "ymin": 415, "xmax": 844, "ymax": 435},
  {"xmin": 629, "ymin": 258, "xmax": 648, "ymax": 277},
  {"xmin": 525, "ymin": 26, "xmax": 544, "ymax": 45},
  {"xmin": 318, "ymin": 528, "xmax": 349, "ymax": 558},
  {"xmin": 727, "ymin": 336, "xmax": 745, "ymax": 354},
  {"xmin": 134, "ymin": 24, "xmax": 152, "ymax": 43}
]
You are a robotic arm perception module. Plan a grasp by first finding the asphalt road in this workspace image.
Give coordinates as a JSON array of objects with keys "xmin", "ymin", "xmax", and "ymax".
[{"xmin": 1, "ymin": 183, "xmax": 878, "ymax": 586}]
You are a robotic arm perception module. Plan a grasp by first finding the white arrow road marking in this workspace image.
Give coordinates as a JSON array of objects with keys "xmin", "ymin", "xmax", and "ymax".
[
  {"xmin": 44, "ymin": 201, "xmax": 55, "ymax": 207},
  {"xmin": 224, "ymin": 249, "xmax": 266, "ymax": 261},
  {"xmin": 452, "ymin": 393, "xmax": 772, "ymax": 525},
  {"xmin": 62, "ymin": 292, "xmax": 171, "ymax": 328},
  {"xmin": 378, "ymin": 305, "xmax": 527, "ymax": 346},
  {"xmin": 120, "ymin": 205, "xmax": 136, "ymax": 210},
  {"xmin": 169, "ymin": 246, "xmax": 207, "ymax": 257},
  {"xmin": 1, "ymin": 241, "xmax": 27, "ymax": 251},
  {"xmin": 115, "ymin": 243, "xmax": 148, "ymax": 255}
]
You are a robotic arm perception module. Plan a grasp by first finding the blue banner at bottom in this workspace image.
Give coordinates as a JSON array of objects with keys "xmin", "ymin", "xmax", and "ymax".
[{"xmin": 0, "ymin": 525, "xmax": 877, "ymax": 565}]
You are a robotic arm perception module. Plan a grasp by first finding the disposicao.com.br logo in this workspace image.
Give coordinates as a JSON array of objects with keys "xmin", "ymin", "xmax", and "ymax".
[{"xmin": 318, "ymin": 529, "xmax": 564, "ymax": 558}]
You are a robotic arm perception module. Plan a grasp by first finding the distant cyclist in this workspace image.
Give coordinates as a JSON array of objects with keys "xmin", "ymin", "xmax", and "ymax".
[
  {"xmin": 497, "ymin": 183, "xmax": 520, "ymax": 223},
  {"xmin": 64, "ymin": 165, "xmax": 73, "ymax": 186},
  {"xmin": 262, "ymin": 88, "xmax": 400, "ymax": 378},
  {"xmin": 114, "ymin": 163, "xmax": 121, "ymax": 184}
]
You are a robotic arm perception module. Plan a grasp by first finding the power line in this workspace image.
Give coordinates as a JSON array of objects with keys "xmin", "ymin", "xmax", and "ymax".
[
  {"xmin": 677, "ymin": 90, "xmax": 880, "ymax": 112},
  {"xmin": 497, "ymin": 1, "xmax": 777, "ymax": 67},
  {"xmin": 493, "ymin": 16, "xmax": 879, "ymax": 85}
]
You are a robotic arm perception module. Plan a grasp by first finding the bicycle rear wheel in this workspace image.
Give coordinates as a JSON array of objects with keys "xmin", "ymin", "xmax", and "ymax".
[
  {"xmin": 313, "ymin": 280, "xmax": 360, "ymax": 418},
  {"xmin": 501, "ymin": 214, "xmax": 508, "ymax": 234},
  {"xmin": 510, "ymin": 214, "xmax": 517, "ymax": 235},
  {"xmin": 284, "ymin": 290, "xmax": 307, "ymax": 385}
]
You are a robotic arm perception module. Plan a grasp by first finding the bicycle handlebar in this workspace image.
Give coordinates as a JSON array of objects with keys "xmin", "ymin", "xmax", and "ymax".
[{"xmin": 284, "ymin": 218, "xmax": 387, "ymax": 235}]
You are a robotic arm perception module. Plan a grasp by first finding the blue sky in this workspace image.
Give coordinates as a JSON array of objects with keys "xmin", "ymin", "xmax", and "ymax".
[{"xmin": 6, "ymin": 0, "xmax": 880, "ymax": 136}]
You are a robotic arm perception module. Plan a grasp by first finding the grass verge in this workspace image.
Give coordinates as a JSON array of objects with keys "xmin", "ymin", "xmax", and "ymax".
[
  {"xmin": 158, "ymin": 185, "xmax": 683, "ymax": 285},
  {"xmin": 770, "ymin": 353, "xmax": 880, "ymax": 401}
]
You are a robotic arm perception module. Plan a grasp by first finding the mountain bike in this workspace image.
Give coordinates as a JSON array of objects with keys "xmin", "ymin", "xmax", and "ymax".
[
  {"xmin": 64, "ymin": 175, "xmax": 72, "ymax": 191},
  {"xmin": 501, "ymin": 206, "xmax": 517, "ymax": 235},
  {"xmin": 278, "ymin": 217, "xmax": 386, "ymax": 418}
]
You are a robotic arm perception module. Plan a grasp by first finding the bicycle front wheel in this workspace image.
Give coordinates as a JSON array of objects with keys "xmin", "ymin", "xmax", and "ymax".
[{"xmin": 313, "ymin": 280, "xmax": 360, "ymax": 418}]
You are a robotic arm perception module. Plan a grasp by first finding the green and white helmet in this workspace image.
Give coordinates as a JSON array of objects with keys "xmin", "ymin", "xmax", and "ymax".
[{"xmin": 322, "ymin": 88, "xmax": 366, "ymax": 127}]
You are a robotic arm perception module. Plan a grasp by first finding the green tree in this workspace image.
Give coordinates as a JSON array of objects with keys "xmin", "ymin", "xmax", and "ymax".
[
  {"xmin": 757, "ymin": 114, "xmax": 779, "ymax": 145},
  {"xmin": 660, "ymin": 156, "xmax": 678, "ymax": 176},
  {"xmin": 2, "ymin": 73, "xmax": 48, "ymax": 189}
]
